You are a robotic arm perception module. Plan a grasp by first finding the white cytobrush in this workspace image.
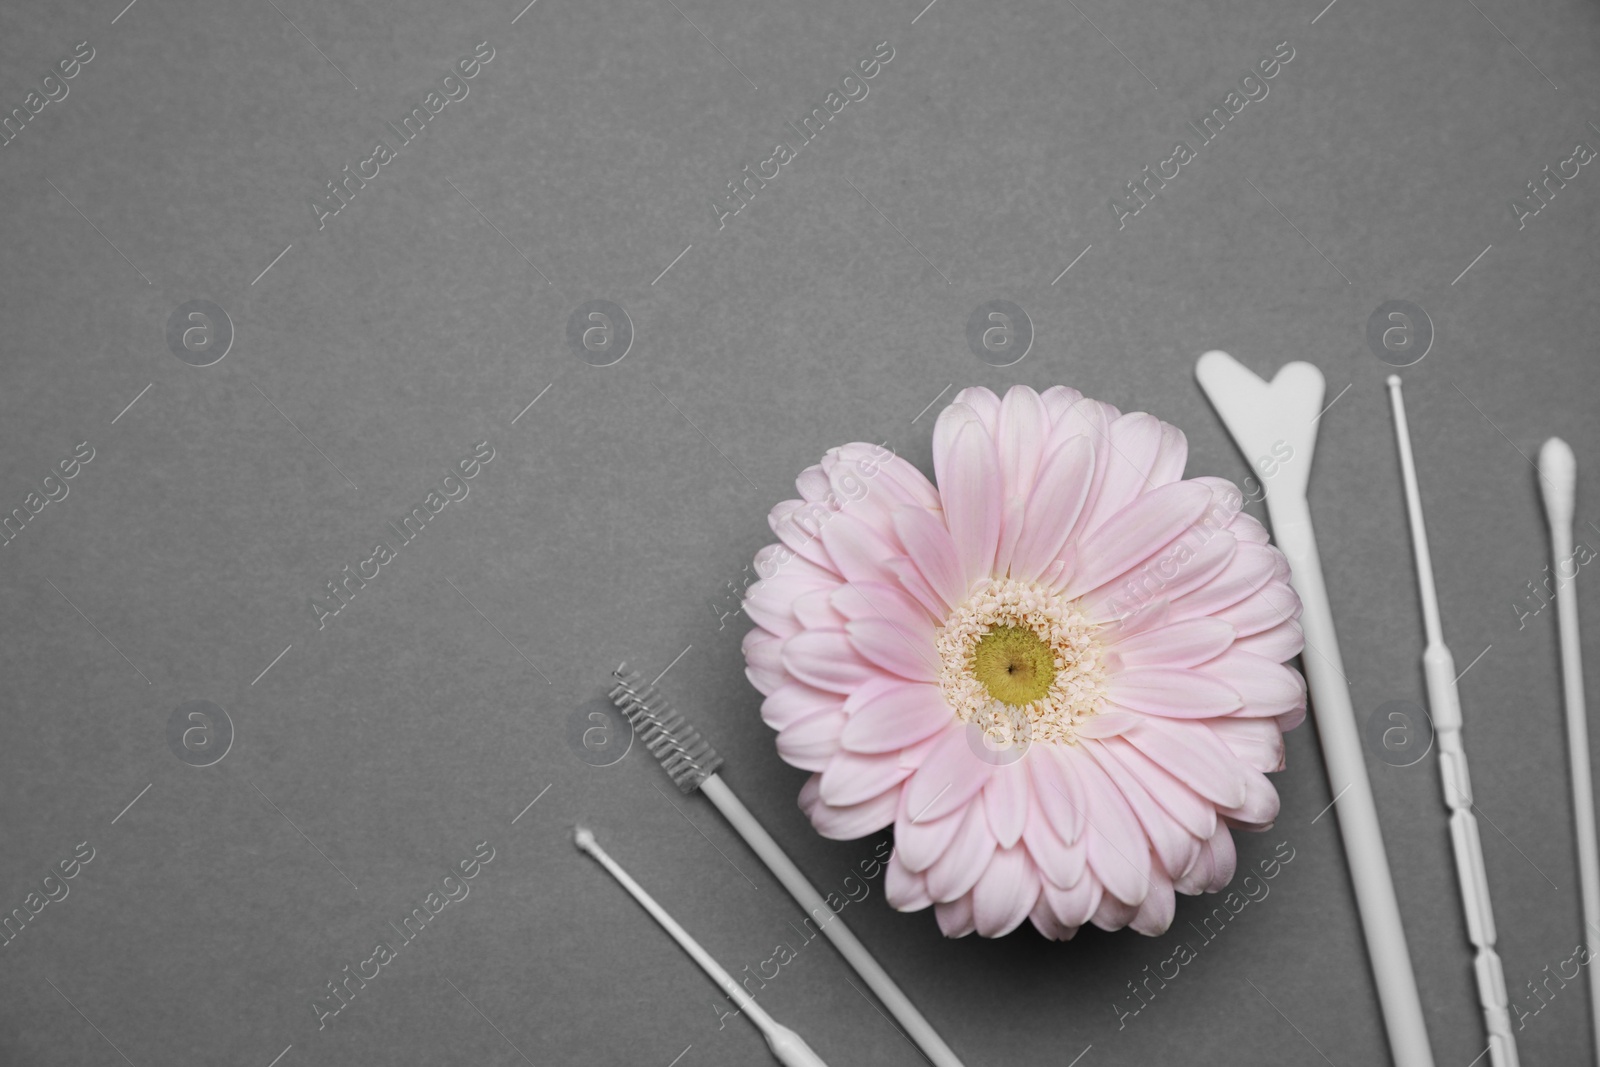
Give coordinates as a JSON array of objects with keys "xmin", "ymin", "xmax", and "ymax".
[{"xmin": 609, "ymin": 664, "xmax": 967, "ymax": 1067}]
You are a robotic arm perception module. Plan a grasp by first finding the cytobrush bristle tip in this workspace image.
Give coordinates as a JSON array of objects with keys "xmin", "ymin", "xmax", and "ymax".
[{"xmin": 609, "ymin": 662, "xmax": 723, "ymax": 794}]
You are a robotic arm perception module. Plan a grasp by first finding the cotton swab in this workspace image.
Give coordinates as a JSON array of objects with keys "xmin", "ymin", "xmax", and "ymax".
[
  {"xmin": 1537, "ymin": 437, "xmax": 1600, "ymax": 1063},
  {"xmin": 609, "ymin": 664, "xmax": 967, "ymax": 1067},
  {"xmin": 1387, "ymin": 375, "xmax": 1517, "ymax": 1067},
  {"xmin": 1195, "ymin": 351, "xmax": 1436, "ymax": 1067},
  {"xmin": 574, "ymin": 825, "xmax": 829, "ymax": 1067}
]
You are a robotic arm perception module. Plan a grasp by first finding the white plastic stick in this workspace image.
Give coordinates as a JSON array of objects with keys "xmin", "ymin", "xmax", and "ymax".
[
  {"xmin": 574, "ymin": 825, "xmax": 828, "ymax": 1067},
  {"xmin": 1388, "ymin": 376, "xmax": 1517, "ymax": 1067},
  {"xmin": 1196, "ymin": 351, "xmax": 1435, "ymax": 1067},
  {"xmin": 699, "ymin": 775, "xmax": 965, "ymax": 1067},
  {"xmin": 1538, "ymin": 437, "xmax": 1600, "ymax": 1064}
]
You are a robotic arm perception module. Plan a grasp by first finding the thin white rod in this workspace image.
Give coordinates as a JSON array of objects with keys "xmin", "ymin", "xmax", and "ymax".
[
  {"xmin": 1388, "ymin": 376, "xmax": 1445, "ymax": 646},
  {"xmin": 1539, "ymin": 437, "xmax": 1600, "ymax": 1064},
  {"xmin": 699, "ymin": 774, "xmax": 966, "ymax": 1067},
  {"xmin": 1388, "ymin": 375, "xmax": 1518, "ymax": 1067},
  {"xmin": 574, "ymin": 826, "xmax": 778, "ymax": 1029}
]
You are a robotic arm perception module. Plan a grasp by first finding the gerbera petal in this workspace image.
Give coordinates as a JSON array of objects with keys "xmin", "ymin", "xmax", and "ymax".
[
  {"xmin": 1208, "ymin": 717, "xmax": 1287, "ymax": 773},
  {"xmin": 820, "ymin": 749, "xmax": 914, "ymax": 807},
  {"xmin": 800, "ymin": 777, "xmax": 901, "ymax": 840},
  {"xmin": 1167, "ymin": 543, "xmax": 1280, "ymax": 620},
  {"xmin": 775, "ymin": 710, "xmax": 846, "ymax": 771},
  {"xmin": 983, "ymin": 762, "xmax": 1031, "ymax": 849},
  {"xmin": 891, "ymin": 506, "xmax": 967, "ymax": 612},
  {"xmin": 1081, "ymin": 412, "xmax": 1166, "ymax": 531},
  {"xmin": 1196, "ymin": 649, "xmax": 1306, "ymax": 717},
  {"xmin": 1028, "ymin": 744, "xmax": 1087, "ymax": 844},
  {"xmin": 1009, "ymin": 435, "xmax": 1096, "ymax": 583},
  {"xmin": 1123, "ymin": 719, "xmax": 1249, "ymax": 808},
  {"xmin": 1218, "ymin": 764, "xmax": 1280, "ymax": 828},
  {"xmin": 937, "ymin": 418, "xmax": 1003, "ymax": 587},
  {"xmin": 1097, "ymin": 737, "xmax": 1218, "ymax": 842},
  {"xmin": 743, "ymin": 629, "xmax": 789, "ymax": 694},
  {"xmin": 1028, "ymin": 897, "xmax": 1070, "ymax": 940},
  {"xmin": 934, "ymin": 894, "xmax": 977, "ymax": 937},
  {"xmin": 756, "ymin": 540, "xmax": 838, "ymax": 581},
  {"xmin": 948, "ymin": 387, "xmax": 1002, "ymax": 430},
  {"xmin": 1068, "ymin": 745, "xmax": 1151, "ymax": 906},
  {"xmin": 760, "ymin": 682, "xmax": 843, "ymax": 731},
  {"xmin": 840, "ymin": 682, "xmax": 952, "ymax": 754},
  {"xmin": 1038, "ymin": 385, "xmax": 1086, "ymax": 422},
  {"xmin": 1022, "ymin": 788, "xmax": 1088, "ymax": 888},
  {"xmin": 1212, "ymin": 579, "xmax": 1300, "ymax": 636},
  {"xmin": 1090, "ymin": 891, "xmax": 1141, "ymax": 931},
  {"xmin": 1084, "ymin": 739, "xmax": 1200, "ymax": 881},
  {"xmin": 1109, "ymin": 619, "xmax": 1236, "ymax": 669},
  {"xmin": 743, "ymin": 574, "xmax": 836, "ymax": 637},
  {"xmin": 836, "ymin": 444, "xmax": 942, "ymax": 512},
  {"xmin": 781, "ymin": 630, "xmax": 883, "ymax": 694},
  {"xmin": 1129, "ymin": 865, "xmax": 1176, "ymax": 936},
  {"xmin": 1073, "ymin": 710, "xmax": 1141, "ymax": 739},
  {"xmin": 972, "ymin": 846, "xmax": 1040, "ymax": 937},
  {"xmin": 846, "ymin": 618, "xmax": 940, "ymax": 682},
  {"xmin": 926, "ymin": 803, "xmax": 998, "ymax": 902},
  {"xmin": 1042, "ymin": 870, "xmax": 1101, "ymax": 930},
  {"xmin": 767, "ymin": 498, "xmax": 839, "ymax": 572},
  {"xmin": 817, "ymin": 511, "xmax": 902, "ymax": 587},
  {"xmin": 792, "ymin": 588, "xmax": 848, "ymax": 631},
  {"xmin": 884, "ymin": 852, "xmax": 934, "ymax": 910},
  {"xmin": 902, "ymin": 726, "xmax": 994, "ymax": 824},
  {"xmin": 1064, "ymin": 481, "xmax": 1214, "ymax": 598},
  {"xmin": 1105, "ymin": 668, "xmax": 1243, "ymax": 717},
  {"xmin": 895, "ymin": 800, "xmax": 966, "ymax": 874},
  {"xmin": 1148, "ymin": 422, "xmax": 1189, "ymax": 487},
  {"xmin": 991, "ymin": 495, "xmax": 1029, "ymax": 582},
  {"xmin": 830, "ymin": 581, "xmax": 939, "ymax": 631},
  {"xmin": 1231, "ymin": 620, "xmax": 1305, "ymax": 662},
  {"xmin": 996, "ymin": 385, "xmax": 1050, "ymax": 501}
]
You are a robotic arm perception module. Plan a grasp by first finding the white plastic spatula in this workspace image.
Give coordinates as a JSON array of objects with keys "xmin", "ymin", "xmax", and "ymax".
[{"xmin": 1195, "ymin": 351, "xmax": 1437, "ymax": 1067}]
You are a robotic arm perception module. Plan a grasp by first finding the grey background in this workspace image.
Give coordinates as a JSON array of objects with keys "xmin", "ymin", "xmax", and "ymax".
[{"xmin": 1, "ymin": 0, "xmax": 1597, "ymax": 1063}]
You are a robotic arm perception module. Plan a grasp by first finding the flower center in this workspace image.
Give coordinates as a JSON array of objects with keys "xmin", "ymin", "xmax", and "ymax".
[
  {"xmin": 934, "ymin": 577, "xmax": 1109, "ymax": 747},
  {"xmin": 970, "ymin": 625, "xmax": 1056, "ymax": 706}
]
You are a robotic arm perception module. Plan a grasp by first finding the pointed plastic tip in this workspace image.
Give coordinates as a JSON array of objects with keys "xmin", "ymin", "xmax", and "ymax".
[
  {"xmin": 1539, "ymin": 437, "xmax": 1577, "ymax": 526},
  {"xmin": 573, "ymin": 825, "xmax": 597, "ymax": 852},
  {"xmin": 1386, "ymin": 374, "xmax": 1402, "ymax": 389}
]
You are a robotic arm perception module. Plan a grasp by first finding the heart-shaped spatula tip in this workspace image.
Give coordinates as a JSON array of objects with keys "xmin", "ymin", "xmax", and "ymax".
[{"xmin": 1194, "ymin": 349, "xmax": 1326, "ymax": 504}]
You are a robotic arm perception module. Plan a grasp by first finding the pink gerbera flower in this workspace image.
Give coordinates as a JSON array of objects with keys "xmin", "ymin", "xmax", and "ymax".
[{"xmin": 741, "ymin": 385, "xmax": 1307, "ymax": 939}]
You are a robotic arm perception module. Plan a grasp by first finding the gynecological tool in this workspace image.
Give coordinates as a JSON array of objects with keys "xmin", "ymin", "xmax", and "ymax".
[
  {"xmin": 1195, "ymin": 352, "xmax": 1436, "ymax": 1067},
  {"xmin": 574, "ymin": 826, "xmax": 827, "ymax": 1067},
  {"xmin": 1387, "ymin": 375, "xmax": 1517, "ymax": 1067},
  {"xmin": 609, "ymin": 664, "xmax": 967, "ymax": 1067},
  {"xmin": 1537, "ymin": 436, "xmax": 1600, "ymax": 1064}
]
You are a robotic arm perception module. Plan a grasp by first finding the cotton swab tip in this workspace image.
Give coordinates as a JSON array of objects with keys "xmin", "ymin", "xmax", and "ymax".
[
  {"xmin": 573, "ymin": 825, "xmax": 597, "ymax": 852},
  {"xmin": 1386, "ymin": 374, "xmax": 1402, "ymax": 389},
  {"xmin": 1539, "ymin": 437, "xmax": 1577, "ymax": 527}
]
